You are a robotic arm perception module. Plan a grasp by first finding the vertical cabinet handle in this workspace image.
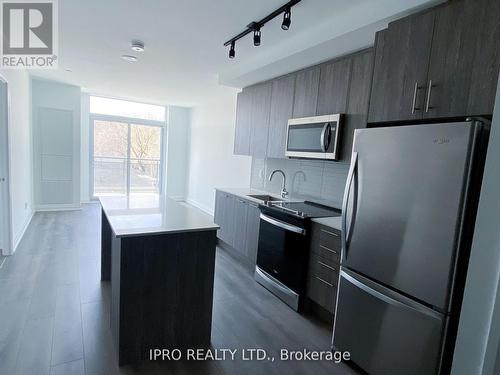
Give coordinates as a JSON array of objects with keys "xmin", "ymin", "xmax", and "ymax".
[
  {"xmin": 425, "ymin": 80, "xmax": 435, "ymax": 113},
  {"xmin": 411, "ymin": 82, "xmax": 422, "ymax": 114}
]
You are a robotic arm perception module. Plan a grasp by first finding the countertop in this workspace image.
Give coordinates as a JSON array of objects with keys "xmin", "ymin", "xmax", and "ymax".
[
  {"xmin": 216, "ymin": 187, "xmax": 283, "ymax": 205},
  {"xmin": 216, "ymin": 187, "xmax": 342, "ymax": 231},
  {"xmin": 310, "ymin": 216, "xmax": 342, "ymax": 231},
  {"xmin": 99, "ymin": 194, "xmax": 219, "ymax": 238}
]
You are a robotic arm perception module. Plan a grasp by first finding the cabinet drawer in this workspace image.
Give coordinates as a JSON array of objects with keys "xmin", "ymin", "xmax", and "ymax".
[
  {"xmin": 319, "ymin": 227, "xmax": 341, "ymax": 250},
  {"xmin": 309, "ymin": 253, "xmax": 339, "ymax": 286},
  {"xmin": 314, "ymin": 259, "xmax": 339, "ymax": 286},
  {"xmin": 307, "ymin": 276, "xmax": 337, "ymax": 313},
  {"xmin": 314, "ymin": 243, "xmax": 340, "ymax": 266}
]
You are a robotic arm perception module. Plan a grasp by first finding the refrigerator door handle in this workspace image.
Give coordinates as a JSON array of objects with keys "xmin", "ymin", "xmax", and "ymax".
[
  {"xmin": 341, "ymin": 152, "xmax": 358, "ymax": 260},
  {"xmin": 341, "ymin": 270, "xmax": 442, "ymax": 320}
]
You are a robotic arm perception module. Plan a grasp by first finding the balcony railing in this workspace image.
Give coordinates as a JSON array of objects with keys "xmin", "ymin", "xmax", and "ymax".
[{"xmin": 93, "ymin": 156, "xmax": 161, "ymax": 195}]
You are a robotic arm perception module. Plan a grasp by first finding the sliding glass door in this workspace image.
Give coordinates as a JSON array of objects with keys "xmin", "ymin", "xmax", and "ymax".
[
  {"xmin": 129, "ymin": 124, "xmax": 162, "ymax": 193},
  {"xmin": 89, "ymin": 96, "xmax": 166, "ymax": 199},
  {"xmin": 91, "ymin": 118, "xmax": 163, "ymax": 197},
  {"xmin": 93, "ymin": 120, "xmax": 128, "ymax": 195}
]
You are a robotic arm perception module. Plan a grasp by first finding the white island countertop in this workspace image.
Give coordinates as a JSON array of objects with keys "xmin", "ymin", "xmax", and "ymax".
[{"xmin": 99, "ymin": 194, "xmax": 219, "ymax": 238}]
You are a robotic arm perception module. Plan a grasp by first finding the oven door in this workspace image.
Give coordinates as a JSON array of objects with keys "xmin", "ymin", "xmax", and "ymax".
[{"xmin": 256, "ymin": 213, "xmax": 309, "ymax": 296}]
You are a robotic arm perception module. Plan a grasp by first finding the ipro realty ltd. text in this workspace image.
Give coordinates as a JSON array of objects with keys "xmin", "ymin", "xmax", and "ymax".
[{"xmin": 149, "ymin": 348, "xmax": 351, "ymax": 363}]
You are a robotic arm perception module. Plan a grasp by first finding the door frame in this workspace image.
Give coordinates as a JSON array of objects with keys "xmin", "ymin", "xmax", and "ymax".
[
  {"xmin": 0, "ymin": 74, "xmax": 13, "ymax": 256},
  {"xmin": 89, "ymin": 113, "xmax": 166, "ymax": 200}
]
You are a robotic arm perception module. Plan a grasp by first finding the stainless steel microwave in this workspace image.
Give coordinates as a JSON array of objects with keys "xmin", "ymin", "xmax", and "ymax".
[{"xmin": 285, "ymin": 114, "xmax": 342, "ymax": 160}]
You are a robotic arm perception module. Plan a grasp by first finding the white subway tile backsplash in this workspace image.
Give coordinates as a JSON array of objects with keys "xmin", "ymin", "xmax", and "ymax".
[{"xmin": 251, "ymin": 158, "xmax": 349, "ymax": 209}]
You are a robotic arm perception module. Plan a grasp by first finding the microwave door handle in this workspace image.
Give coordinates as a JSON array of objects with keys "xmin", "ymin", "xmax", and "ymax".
[{"xmin": 320, "ymin": 123, "xmax": 331, "ymax": 152}]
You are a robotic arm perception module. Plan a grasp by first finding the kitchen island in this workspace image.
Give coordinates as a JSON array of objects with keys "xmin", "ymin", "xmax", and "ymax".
[{"xmin": 99, "ymin": 194, "xmax": 219, "ymax": 366}]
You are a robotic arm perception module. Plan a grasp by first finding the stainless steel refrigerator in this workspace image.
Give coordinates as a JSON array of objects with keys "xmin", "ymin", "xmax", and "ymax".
[{"xmin": 332, "ymin": 120, "xmax": 489, "ymax": 375}]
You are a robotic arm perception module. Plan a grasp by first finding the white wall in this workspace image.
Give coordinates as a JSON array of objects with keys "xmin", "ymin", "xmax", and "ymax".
[
  {"xmin": 32, "ymin": 79, "xmax": 81, "ymax": 210},
  {"xmin": 166, "ymin": 106, "xmax": 190, "ymax": 201},
  {"xmin": 80, "ymin": 93, "xmax": 90, "ymax": 202},
  {"xmin": 451, "ymin": 77, "xmax": 500, "ymax": 375},
  {"xmin": 186, "ymin": 87, "xmax": 252, "ymax": 214},
  {"xmin": 0, "ymin": 69, "xmax": 33, "ymax": 253}
]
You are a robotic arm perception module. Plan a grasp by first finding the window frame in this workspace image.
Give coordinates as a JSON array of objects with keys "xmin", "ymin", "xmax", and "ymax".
[{"xmin": 89, "ymin": 112, "xmax": 167, "ymax": 200}]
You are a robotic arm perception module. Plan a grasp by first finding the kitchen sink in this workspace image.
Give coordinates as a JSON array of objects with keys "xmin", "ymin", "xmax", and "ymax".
[{"xmin": 247, "ymin": 194, "xmax": 283, "ymax": 203}]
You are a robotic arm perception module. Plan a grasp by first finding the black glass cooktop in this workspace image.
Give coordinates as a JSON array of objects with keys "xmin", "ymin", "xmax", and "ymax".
[{"xmin": 263, "ymin": 201, "xmax": 341, "ymax": 219}]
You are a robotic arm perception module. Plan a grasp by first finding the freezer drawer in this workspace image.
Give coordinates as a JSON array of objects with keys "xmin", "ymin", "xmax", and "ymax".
[{"xmin": 333, "ymin": 269, "xmax": 446, "ymax": 375}]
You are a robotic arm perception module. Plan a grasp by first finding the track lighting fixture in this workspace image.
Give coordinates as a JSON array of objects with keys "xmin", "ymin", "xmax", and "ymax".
[
  {"xmin": 253, "ymin": 28, "xmax": 261, "ymax": 46},
  {"xmin": 229, "ymin": 41, "xmax": 235, "ymax": 59},
  {"xmin": 281, "ymin": 8, "xmax": 291, "ymax": 30},
  {"xmin": 223, "ymin": 0, "xmax": 301, "ymax": 58}
]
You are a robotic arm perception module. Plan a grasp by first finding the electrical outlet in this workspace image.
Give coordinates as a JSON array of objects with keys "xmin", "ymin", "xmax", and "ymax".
[{"xmin": 24, "ymin": 202, "xmax": 28, "ymax": 209}]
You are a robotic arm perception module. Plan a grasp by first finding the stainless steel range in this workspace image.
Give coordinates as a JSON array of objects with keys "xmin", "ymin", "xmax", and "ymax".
[{"xmin": 255, "ymin": 200, "xmax": 340, "ymax": 311}]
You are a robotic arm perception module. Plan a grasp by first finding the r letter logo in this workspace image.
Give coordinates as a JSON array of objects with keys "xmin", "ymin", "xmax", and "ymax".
[{"xmin": 1, "ymin": 0, "xmax": 58, "ymax": 68}]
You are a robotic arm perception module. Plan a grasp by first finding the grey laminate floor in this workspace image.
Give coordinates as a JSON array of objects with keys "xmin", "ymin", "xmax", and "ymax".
[{"xmin": 0, "ymin": 203, "xmax": 360, "ymax": 375}]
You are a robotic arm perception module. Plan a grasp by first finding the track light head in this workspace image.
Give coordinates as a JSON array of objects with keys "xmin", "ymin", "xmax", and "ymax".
[
  {"xmin": 229, "ymin": 41, "xmax": 235, "ymax": 59},
  {"xmin": 282, "ymin": 9, "xmax": 291, "ymax": 30},
  {"xmin": 223, "ymin": 0, "xmax": 302, "ymax": 57},
  {"xmin": 253, "ymin": 27, "xmax": 261, "ymax": 46}
]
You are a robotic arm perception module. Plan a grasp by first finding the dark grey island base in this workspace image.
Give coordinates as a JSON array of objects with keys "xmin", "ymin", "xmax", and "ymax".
[{"xmin": 99, "ymin": 195, "xmax": 219, "ymax": 366}]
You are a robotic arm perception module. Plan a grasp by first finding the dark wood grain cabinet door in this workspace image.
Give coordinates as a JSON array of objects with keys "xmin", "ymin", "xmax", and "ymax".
[
  {"xmin": 316, "ymin": 58, "xmax": 352, "ymax": 116},
  {"xmin": 292, "ymin": 67, "xmax": 320, "ymax": 118},
  {"xmin": 233, "ymin": 89, "xmax": 252, "ymax": 155},
  {"xmin": 233, "ymin": 198, "xmax": 248, "ymax": 256},
  {"xmin": 245, "ymin": 203, "xmax": 261, "ymax": 266},
  {"xmin": 342, "ymin": 49, "xmax": 374, "ymax": 161},
  {"xmin": 214, "ymin": 190, "xmax": 228, "ymax": 242},
  {"xmin": 306, "ymin": 223, "xmax": 341, "ymax": 313},
  {"xmin": 267, "ymin": 75, "xmax": 296, "ymax": 159},
  {"xmin": 368, "ymin": 10, "xmax": 435, "ymax": 123},
  {"xmin": 219, "ymin": 193, "xmax": 235, "ymax": 246},
  {"xmin": 250, "ymin": 82, "xmax": 272, "ymax": 158},
  {"xmin": 424, "ymin": 0, "xmax": 500, "ymax": 119}
]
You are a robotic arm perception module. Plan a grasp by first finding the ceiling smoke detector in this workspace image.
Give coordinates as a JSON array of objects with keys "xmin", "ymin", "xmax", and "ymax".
[
  {"xmin": 121, "ymin": 54, "xmax": 138, "ymax": 62},
  {"xmin": 131, "ymin": 40, "xmax": 145, "ymax": 52}
]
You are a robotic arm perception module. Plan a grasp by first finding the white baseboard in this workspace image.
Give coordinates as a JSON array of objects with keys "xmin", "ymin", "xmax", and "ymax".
[
  {"xmin": 35, "ymin": 203, "xmax": 82, "ymax": 212},
  {"xmin": 12, "ymin": 209, "xmax": 34, "ymax": 254},
  {"xmin": 169, "ymin": 195, "xmax": 186, "ymax": 202},
  {"xmin": 81, "ymin": 201, "xmax": 99, "ymax": 205},
  {"xmin": 185, "ymin": 198, "xmax": 214, "ymax": 216}
]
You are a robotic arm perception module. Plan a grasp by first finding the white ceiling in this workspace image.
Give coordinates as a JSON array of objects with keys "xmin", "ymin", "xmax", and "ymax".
[{"xmin": 30, "ymin": 0, "xmax": 442, "ymax": 107}]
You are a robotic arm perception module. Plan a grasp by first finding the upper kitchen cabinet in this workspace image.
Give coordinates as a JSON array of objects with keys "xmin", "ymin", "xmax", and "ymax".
[
  {"xmin": 267, "ymin": 74, "xmax": 296, "ymax": 159},
  {"xmin": 233, "ymin": 87, "xmax": 253, "ymax": 155},
  {"xmin": 369, "ymin": 0, "xmax": 500, "ymax": 123},
  {"xmin": 342, "ymin": 49, "xmax": 374, "ymax": 161},
  {"xmin": 233, "ymin": 48, "xmax": 375, "ymax": 160},
  {"xmin": 424, "ymin": 0, "xmax": 500, "ymax": 119},
  {"xmin": 368, "ymin": 10, "xmax": 435, "ymax": 123},
  {"xmin": 316, "ymin": 58, "xmax": 352, "ymax": 116},
  {"xmin": 249, "ymin": 82, "xmax": 272, "ymax": 157},
  {"xmin": 233, "ymin": 82, "xmax": 271, "ymax": 157},
  {"xmin": 292, "ymin": 66, "xmax": 321, "ymax": 118}
]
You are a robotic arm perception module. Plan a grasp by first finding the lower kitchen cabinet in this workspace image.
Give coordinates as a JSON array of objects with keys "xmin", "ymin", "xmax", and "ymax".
[
  {"xmin": 233, "ymin": 198, "xmax": 249, "ymax": 257},
  {"xmin": 214, "ymin": 190, "xmax": 261, "ymax": 269},
  {"xmin": 245, "ymin": 203, "xmax": 261, "ymax": 266},
  {"xmin": 215, "ymin": 190, "xmax": 342, "ymax": 314},
  {"xmin": 306, "ymin": 223, "xmax": 341, "ymax": 314},
  {"xmin": 214, "ymin": 190, "xmax": 235, "ymax": 246}
]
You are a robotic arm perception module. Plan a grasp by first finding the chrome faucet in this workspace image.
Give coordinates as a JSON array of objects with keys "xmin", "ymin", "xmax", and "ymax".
[{"xmin": 269, "ymin": 169, "xmax": 289, "ymax": 199}]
